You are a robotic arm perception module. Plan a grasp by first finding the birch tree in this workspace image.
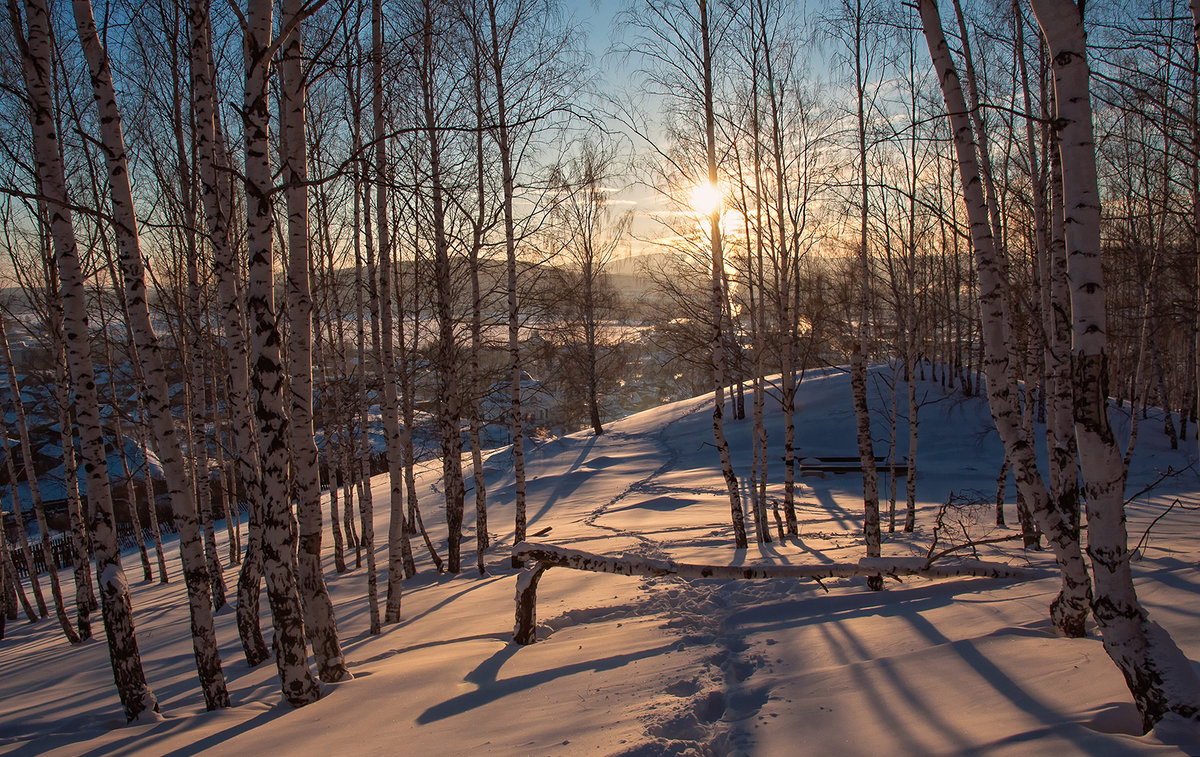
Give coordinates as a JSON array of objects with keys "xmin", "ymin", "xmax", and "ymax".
[
  {"xmin": 242, "ymin": 0, "xmax": 320, "ymax": 706},
  {"xmin": 380, "ymin": 0, "xmax": 419, "ymax": 621},
  {"xmin": 279, "ymin": 0, "xmax": 350, "ymax": 682},
  {"xmin": 1029, "ymin": 0, "xmax": 1200, "ymax": 730},
  {"xmin": 0, "ymin": 316, "xmax": 76, "ymax": 642},
  {"xmin": 70, "ymin": 0, "xmax": 232, "ymax": 708},
  {"xmin": 184, "ymin": 0, "xmax": 270, "ymax": 667},
  {"xmin": 559, "ymin": 142, "xmax": 630, "ymax": 437},
  {"xmin": 7, "ymin": 0, "xmax": 160, "ymax": 721},
  {"xmin": 918, "ymin": 0, "xmax": 1092, "ymax": 640}
]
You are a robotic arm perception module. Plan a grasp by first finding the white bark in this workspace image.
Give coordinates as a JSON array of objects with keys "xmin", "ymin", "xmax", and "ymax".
[
  {"xmin": 71, "ymin": 0, "xmax": 230, "ymax": 709},
  {"xmin": 378, "ymin": 0, "xmax": 418, "ymax": 624},
  {"xmin": 54, "ymin": 351, "xmax": 94, "ymax": 637},
  {"xmin": 1030, "ymin": 0, "xmax": 1200, "ymax": 730},
  {"xmin": 512, "ymin": 543, "xmax": 1044, "ymax": 645},
  {"xmin": 698, "ymin": 0, "xmax": 747, "ymax": 550},
  {"xmin": 278, "ymin": 0, "xmax": 350, "ymax": 683},
  {"xmin": 0, "ymin": 317, "xmax": 76, "ymax": 642},
  {"xmin": 486, "ymin": 0, "xmax": 528, "ymax": 569},
  {"xmin": 918, "ymin": 0, "xmax": 1093, "ymax": 637},
  {"xmin": 9, "ymin": 0, "xmax": 160, "ymax": 721},
  {"xmin": 242, "ymin": 0, "xmax": 320, "ymax": 706},
  {"xmin": 184, "ymin": 0, "xmax": 269, "ymax": 667},
  {"xmin": 348, "ymin": 63, "xmax": 380, "ymax": 632}
]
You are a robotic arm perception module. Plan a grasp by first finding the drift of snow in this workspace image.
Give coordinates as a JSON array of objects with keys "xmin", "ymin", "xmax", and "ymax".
[{"xmin": 2, "ymin": 364, "xmax": 1199, "ymax": 755}]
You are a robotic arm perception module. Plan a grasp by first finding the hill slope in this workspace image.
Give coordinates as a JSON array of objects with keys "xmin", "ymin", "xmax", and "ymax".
[{"xmin": 1, "ymin": 364, "xmax": 1198, "ymax": 755}]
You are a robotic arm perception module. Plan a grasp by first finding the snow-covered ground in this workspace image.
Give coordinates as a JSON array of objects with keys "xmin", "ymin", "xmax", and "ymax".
[{"xmin": 2, "ymin": 365, "xmax": 1199, "ymax": 755}]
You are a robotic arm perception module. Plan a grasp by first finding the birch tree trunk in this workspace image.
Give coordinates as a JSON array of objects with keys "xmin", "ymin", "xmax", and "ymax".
[
  {"xmin": 918, "ymin": 0, "xmax": 1093, "ymax": 637},
  {"xmin": 485, "ymin": 0, "xmax": 529, "ymax": 569},
  {"xmin": 0, "ymin": 514, "xmax": 35, "ymax": 624},
  {"xmin": 185, "ymin": 0, "xmax": 269, "ymax": 668},
  {"xmin": 378, "ymin": 0, "xmax": 418, "ymax": 624},
  {"xmin": 0, "ymin": 317, "xmax": 77, "ymax": 642},
  {"xmin": 242, "ymin": 0, "xmax": 320, "ymax": 706},
  {"xmin": 756, "ymin": 2, "xmax": 796, "ymax": 537},
  {"xmin": 850, "ymin": 0, "xmax": 880, "ymax": 582},
  {"xmin": 55, "ymin": 351, "xmax": 94, "ymax": 637},
  {"xmin": 1030, "ymin": 0, "xmax": 1200, "ymax": 730},
  {"xmin": 5, "ymin": 437, "xmax": 45, "ymax": 619},
  {"xmin": 1192, "ymin": 0, "xmax": 1200, "ymax": 462},
  {"xmin": 279, "ymin": 0, "xmax": 350, "ymax": 682},
  {"xmin": 70, "ymin": 0, "xmax": 232, "ymax": 709},
  {"xmin": 209, "ymin": 365, "xmax": 239, "ymax": 565},
  {"xmin": 469, "ymin": 24, "xmax": 490, "ymax": 574},
  {"xmin": 9, "ymin": 0, "xmax": 160, "ymax": 721},
  {"xmin": 349, "ymin": 56, "xmax": 381, "ymax": 632},
  {"xmin": 1017, "ymin": 3, "xmax": 1079, "ymax": 540},
  {"xmin": 134, "ymin": 397, "xmax": 169, "ymax": 582},
  {"xmin": 695, "ymin": 0, "xmax": 747, "ymax": 549}
]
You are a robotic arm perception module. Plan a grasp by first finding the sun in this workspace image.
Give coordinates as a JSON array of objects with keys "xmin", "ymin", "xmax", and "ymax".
[{"xmin": 691, "ymin": 181, "xmax": 722, "ymax": 215}]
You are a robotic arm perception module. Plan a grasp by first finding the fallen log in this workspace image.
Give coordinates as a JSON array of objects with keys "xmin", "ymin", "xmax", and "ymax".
[{"xmin": 511, "ymin": 542, "xmax": 1047, "ymax": 644}]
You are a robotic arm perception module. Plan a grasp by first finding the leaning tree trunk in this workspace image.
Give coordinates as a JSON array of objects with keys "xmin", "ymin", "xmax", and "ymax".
[
  {"xmin": 242, "ymin": 0, "xmax": 320, "ymax": 707},
  {"xmin": 71, "ymin": 0, "xmax": 232, "ymax": 709},
  {"xmin": 10, "ymin": 0, "xmax": 159, "ymax": 721},
  {"xmin": 0, "ymin": 320, "xmax": 76, "ymax": 642},
  {"xmin": 1032, "ymin": 0, "xmax": 1200, "ymax": 730},
  {"xmin": 279, "ymin": 0, "xmax": 350, "ymax": 682},
  {"xmin": 918, "ymin": 0, "xmax": 1092, "ymax": 637}
]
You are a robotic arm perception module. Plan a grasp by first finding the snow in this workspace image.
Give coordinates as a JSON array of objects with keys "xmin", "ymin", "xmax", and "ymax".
[{"xmin": 2, "ymin": 364, "xmax": 1199, "ymax": 755}]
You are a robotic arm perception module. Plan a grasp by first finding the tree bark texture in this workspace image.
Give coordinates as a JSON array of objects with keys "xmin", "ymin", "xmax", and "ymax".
[
  {"xmin": 71, "ymin": 0, "xmax": 231, "ymax": 708},
  {"xmin": 9, "ymin": 0, "xmax": 160, "ymax": 721},
  {"xmin": 279, "ymin": 0, "xmax": 350, "ymax": 682},
  {"xmin": 1031, "ymin": 0, "xmax": 1200, "ymax": 730},
  {"xmin": 919, "ymin": 0, "xmax": 1093, "ymax": 636},
  {"xmin": 242, "ymin": 0, "xmax": 320, "ymax": 706}
]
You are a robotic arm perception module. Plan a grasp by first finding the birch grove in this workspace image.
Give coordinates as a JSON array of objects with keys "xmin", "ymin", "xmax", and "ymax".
[{"xmin": 0, "ymin": 0, "xmax": 1197, "ymax": 735}]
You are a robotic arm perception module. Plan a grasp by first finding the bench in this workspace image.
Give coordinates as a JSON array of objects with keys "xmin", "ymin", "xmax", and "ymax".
[
  {"xmin": 510, "ymin": 542, "xmax": 1040, "ymax": 645},
  {"xmin": 795, "ymin": 456, "xmax": 909, "ymax": 476}
]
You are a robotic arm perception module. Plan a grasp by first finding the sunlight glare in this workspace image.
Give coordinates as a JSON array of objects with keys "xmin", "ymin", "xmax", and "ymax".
[{"xmin": 692, "ymin": 181, "xmax": 722, "ymax": 216}]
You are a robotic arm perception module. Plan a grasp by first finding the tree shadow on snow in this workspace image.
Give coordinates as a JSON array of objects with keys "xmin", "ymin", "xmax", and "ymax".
[{"xmin": 416, "ymin": 640, "xmax": 678, "ymax": 724}]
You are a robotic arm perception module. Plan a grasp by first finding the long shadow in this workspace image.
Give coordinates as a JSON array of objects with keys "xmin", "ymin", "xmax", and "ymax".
[
  {"xmin": 810, "ymin": 488, "xmax": 859, "ymax": 532},
  {"xmin": 525, "ymin": 434, "xmax": 600, "ymax": 526},
  {"xmin": 416, "ymin": 641, "xmax": 677, "ymax": 724},
  {"xmin": 812, "ymin": 621, "xmax": 951, "ymax": 754},
  {"xmin": 156, "ymin": 706, "xmax": 286, "ymax": 757},
  {"xmin": 723, "ymin": 577, "xmax": 1013, "ymax": 632},
  {"xmin": 380, "ymin": 573, "xmax": 508, "ymax": 628},
  {"xmin": 354, "ymin": 631, "xmax": 512, "ymax": 666},
  {"xmin": 899, "ymin": 612, "xmax": 1118, "ymax": 755},
  {"xmin": 722, "ymin": 576, "xmax": 1118, "ymax": 753},
  {"xmin": 762, "ymin": 534, "xmax": 838, "ymax": 565},
  {"xmin": 66, "ymin": 703, "xmax": 286, "ymax": 757}
]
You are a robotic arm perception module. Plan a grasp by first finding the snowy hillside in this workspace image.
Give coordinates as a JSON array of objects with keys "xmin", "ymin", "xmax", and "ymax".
[{"xmin": 2, "ymin": 365, "xmax": 1198, "ymax": 755}]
